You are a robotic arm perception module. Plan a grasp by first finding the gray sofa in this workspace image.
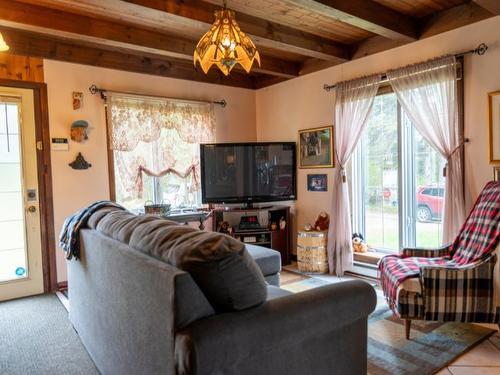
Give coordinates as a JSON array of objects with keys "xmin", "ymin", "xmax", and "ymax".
[
  {"xmin": 68, "ymin": 209, "xmax": 376, "ymax": 375},
  {"xmin": 245, "ymin": 244, "xmax": 281, "ymax": 286}
]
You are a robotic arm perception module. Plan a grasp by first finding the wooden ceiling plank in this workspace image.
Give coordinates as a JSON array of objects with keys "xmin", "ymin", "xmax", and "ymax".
[
  {"xmin": 17, "ymin": 0, "xmax": 349, "ymax": 62},
  {"xmin": 470, "ymin": 0, "xmax": 500, "ymax": 15},
  {"xmin": 0, "ymin": 27, "xmax": 257, "ymax": 89},
  {"xmin": 0, "ymin": 0, "xmax": 299, "ymax": 78},
  {"xmin": 281, "ymin": 0, "xmax": 418, "ymax": 41}
]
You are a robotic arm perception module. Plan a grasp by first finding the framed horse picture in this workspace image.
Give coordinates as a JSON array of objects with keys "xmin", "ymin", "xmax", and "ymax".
[{"xmin": 298, "ymin": 126, "xmax": 334, "ymax": 168}]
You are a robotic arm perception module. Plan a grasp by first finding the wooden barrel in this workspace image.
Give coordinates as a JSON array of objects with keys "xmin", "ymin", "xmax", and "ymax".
[{"xmin": 297, "ymin": 231, "xmax": 328, "ymax": 273}]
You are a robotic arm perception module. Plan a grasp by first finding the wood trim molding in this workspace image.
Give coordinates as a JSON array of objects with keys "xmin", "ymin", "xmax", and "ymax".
[
  {"xmin": 0, "ymin": 78, "xmax": 57, "ymax": 292},
  {"xmin": 104, "ymin": 105, "xmax": 117, "ymax": 202},
  {"xmin": 0, "ymin": 54, "xmax": 44, "ymax": 82}
]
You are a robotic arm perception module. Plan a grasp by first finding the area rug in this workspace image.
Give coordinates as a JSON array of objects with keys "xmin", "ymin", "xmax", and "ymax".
[
  {"xmin": 0, "ymin": 294, "xmax": 99, "ymax": 375},
  {"xmin": 280, "ymin": 271, "xmax": 496, "ymax": 375}
]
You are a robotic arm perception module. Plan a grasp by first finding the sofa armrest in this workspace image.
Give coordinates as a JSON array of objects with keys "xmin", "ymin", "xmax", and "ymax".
[
  {"xmin": 175, "ymin": 280, "xmax": 376, "ymax": 374},
  {"xmin": 401, "ymin": 243, "xmax": 451, "ymax": 258}
]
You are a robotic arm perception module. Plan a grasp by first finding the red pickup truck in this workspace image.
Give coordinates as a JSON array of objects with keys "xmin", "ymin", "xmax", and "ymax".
[{"xmin": 416, "ymin": 186, "xmax": 444, "ymax": 222}]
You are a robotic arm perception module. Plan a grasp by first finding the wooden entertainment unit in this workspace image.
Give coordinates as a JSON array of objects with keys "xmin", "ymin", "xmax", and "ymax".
[{"xmin": 211, "ymin": 205, "xmax": 291, "ymax": 265}]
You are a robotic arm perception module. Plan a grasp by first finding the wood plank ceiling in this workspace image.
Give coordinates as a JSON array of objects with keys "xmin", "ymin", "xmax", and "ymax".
[{"xmin": 0, "ymin": 0, "xmax": 496, "ymax": 89}]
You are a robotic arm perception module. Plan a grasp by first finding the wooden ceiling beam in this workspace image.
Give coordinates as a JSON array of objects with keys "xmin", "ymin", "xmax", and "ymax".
[
  {"xmin": 122, "ymin": 0, "xmax": 349, "ymax": 62},
  {"xmin": 282, "ymin": 0, "xmax": 418, "ymax": 42},
  {"xmin": 0, "ymin": 27, "xmax": 257, "ymax": 89},
  {"xmin": 418, "ymin": 1, "xmax": 493, "ymax": 39},
  {"xmin": 349, "ymin": 2, "xmax": 492, "ymax": 61},
  {"xmin": 0, "ymin": 0, "xmax": 300, "ymax": 78},
  {"xmin": 17, "ymin": 0, "xmax": 349, "ymax": 62},
  {"xmin": 471, "ymin": 0, "xmax": 500, "ymax": 15}
]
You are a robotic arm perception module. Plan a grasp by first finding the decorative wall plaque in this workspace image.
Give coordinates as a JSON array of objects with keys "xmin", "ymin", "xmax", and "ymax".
[{"xmin": 69, "ymin": 152, "xmax": 92, "ymax": 170}]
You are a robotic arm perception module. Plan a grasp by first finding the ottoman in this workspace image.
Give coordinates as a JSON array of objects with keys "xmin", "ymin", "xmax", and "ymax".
[{"xmin": 245, "ymin": 244, "xmax": 282, "ymax": 286}]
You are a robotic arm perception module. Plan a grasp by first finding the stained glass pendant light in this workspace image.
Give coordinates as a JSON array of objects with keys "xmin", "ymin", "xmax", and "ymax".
[
  {"xmin": 0, "ymin": 33, "xmax": 9, "ymax": 52},
  {"xmin": 193, "ymin": 0, "xmax": 260, "ymax": 76}
]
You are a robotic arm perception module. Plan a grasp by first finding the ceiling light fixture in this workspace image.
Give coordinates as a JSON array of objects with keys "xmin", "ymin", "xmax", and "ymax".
[
  {"xmin": 193, "ymin": 0, "xmax": 260, "ymax": 76},
  {"xmin": 0, "ymin": 32, "xmax": 9, "ymax": 52}
]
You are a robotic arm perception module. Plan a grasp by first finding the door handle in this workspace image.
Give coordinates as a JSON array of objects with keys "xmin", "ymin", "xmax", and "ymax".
[{"xmin": 27, "ymin": 205, "xmax": 37, "ymax": 213}]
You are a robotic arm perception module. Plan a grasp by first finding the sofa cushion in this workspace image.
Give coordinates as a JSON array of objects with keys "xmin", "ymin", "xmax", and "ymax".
[
  {"xmin": 174, "ymin": 272, "xmax": 216, "ymax": 329},
  {"xmin": 245, "ymin": 244, "xmax": 281, "ymax": 276},
  {"xmin": 92, "ymin": 210, "xmax": 267, "ymax": 312}
]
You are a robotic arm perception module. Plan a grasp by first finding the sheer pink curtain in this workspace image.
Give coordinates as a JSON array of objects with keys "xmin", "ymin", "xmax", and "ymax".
[
  {"xmin": 387, "ymin": 56, "xmax": 465, "ymax": 242},
  {"xmin": 328, "ymin": 74, "xmax": 381, "ymax": 275}
]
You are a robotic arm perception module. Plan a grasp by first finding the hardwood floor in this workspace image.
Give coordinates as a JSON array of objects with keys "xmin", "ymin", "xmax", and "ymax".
[{"xmin": 437, "ymin": 330, "xmax": 500, "ymax": 374}]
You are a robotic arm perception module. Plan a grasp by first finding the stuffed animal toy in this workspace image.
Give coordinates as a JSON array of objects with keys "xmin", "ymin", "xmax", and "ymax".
[
  {"xmin": 352, "ymin": 233, "xmax": 368, "ymax": 253},
  {"xmin": 314, "ymin": 212, "xmax": 330, "ymax": 231},
  {"xmin": 217, "ymin": 221, "xmax": 231, "ymax": 234}
]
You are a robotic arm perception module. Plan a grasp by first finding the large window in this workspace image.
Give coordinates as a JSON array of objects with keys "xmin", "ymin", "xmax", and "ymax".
[
  {"xmin": 351, "ymin": 91, "xmax": 445, "ymax": 252},
  {"xmin": 114, "ymin": 128, "xmax": 203, "ymax": 210},
  {"xmin": 107, "ymin": 94, "xmax": 216, "ymax": 211}
]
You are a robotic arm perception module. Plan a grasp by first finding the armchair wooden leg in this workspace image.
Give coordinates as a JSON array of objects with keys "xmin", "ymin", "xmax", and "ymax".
[{"xmin": 405, "ymin": 319, "xmax": 411, "ymax": 340}]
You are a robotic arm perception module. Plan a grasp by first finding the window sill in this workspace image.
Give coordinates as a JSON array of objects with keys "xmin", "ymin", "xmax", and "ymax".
[{"xmin": 353, "ymin": 251, "xmax": 385, "ymax": 266}]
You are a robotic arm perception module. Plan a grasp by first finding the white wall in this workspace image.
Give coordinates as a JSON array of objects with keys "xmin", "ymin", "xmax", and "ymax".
[
  {"xmin": 44, "ymin": 61, "xmax": 256, "ymax": 281},
  {"xmin": 256, "ymin": 16, "xmax": 500, "ymax": 237}
]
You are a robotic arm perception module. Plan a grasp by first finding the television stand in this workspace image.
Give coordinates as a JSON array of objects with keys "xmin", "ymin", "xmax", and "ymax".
[{"xmin": 212, "ymin": 205, "xmax": 291, "ymax": 265}]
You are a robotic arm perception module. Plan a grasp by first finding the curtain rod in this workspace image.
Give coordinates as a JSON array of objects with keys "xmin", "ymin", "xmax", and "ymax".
[
  {"xmin": 88, "ymin": 84, "xmax": 227, "ymax": 107},
  {"xmin": 323, "ymin": 43, "xmax": 488, "ymax": 92}
]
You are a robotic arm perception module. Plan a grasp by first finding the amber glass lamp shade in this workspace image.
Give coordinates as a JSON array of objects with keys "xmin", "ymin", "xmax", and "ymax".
[
  {"xmin": 194, "ymin": 8, "xmax": 260, "ymax": 76},
  {"xmin": 0, "ymin": 33, "xmax": 9, "ymax": 52}
]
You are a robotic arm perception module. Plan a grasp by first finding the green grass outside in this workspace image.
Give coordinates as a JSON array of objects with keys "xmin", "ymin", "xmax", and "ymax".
[{"xmin": 364, "ymin": 207, "xmax": 442, "ymax": 251}]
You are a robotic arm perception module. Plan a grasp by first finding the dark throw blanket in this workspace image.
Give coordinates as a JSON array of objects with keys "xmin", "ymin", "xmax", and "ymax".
[{"xmin": 59, "ymin": 200, "xmax": 125, "ymax": 260}]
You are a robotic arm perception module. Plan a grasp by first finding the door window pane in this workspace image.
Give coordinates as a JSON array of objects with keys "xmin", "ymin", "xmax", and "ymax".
[
  {"xmin": 352, "ymin": 91, "xmax": 449, "ymax": 254},
  {"xmin": 360, "ymin": 93, "xmax": 399, "ymax": 250},
  {"xmin": 0, "ymin": 102, "xmax": 27, "ymax": 282},
  {"xmin": 414, "ymin": 131, "xmax": 445, "ymax": 247}
]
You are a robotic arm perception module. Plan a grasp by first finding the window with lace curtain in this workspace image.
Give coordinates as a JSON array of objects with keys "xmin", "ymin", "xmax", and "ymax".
[{"xmin": 106, "ymin": 93, "xmax": 216, "ymax": 211}]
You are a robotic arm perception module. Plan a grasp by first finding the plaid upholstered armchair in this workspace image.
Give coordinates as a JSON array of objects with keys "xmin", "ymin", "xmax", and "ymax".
[{"xmin": 379, "ymin": 181, "xmax": 500, "ymax": 339}]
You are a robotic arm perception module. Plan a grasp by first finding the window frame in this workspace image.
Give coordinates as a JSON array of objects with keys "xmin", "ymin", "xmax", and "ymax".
[
  {"xmin": 105, "ymin": 106, "xmax": 207, "ymax": 209},
  {"xmin": 351, "ymin": 67, "xmax": 464, "ymax": 253}
]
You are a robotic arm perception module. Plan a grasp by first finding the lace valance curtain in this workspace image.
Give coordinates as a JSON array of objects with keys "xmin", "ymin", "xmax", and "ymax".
[
  {"xmin": 106, "ymin": 92, "xmax": 216, "ymax": 201},
  {"xmin": 107, "ymin": 93, "xmax": 216, "ymax": 151}
]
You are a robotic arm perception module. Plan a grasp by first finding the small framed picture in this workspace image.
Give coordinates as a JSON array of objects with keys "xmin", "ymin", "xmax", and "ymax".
[
  {"xmin": 298, "ymin": 126, "xmax": 334, "ymax": 168},
  {"xmin": 494, "ymin": 166, "xmax": 500, "ymax": 181},
  {"xmin": 307, "ymin": 174, "xmax": 327, "ymax": 192},
  {"xmin": 488, "ymin": 91, "xmax": 500, "ymax": 163}
]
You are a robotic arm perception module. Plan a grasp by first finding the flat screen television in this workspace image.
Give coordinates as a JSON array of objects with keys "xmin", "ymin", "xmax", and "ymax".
[{"xmin": 200, "ymin": 142, "xmax": 296, "ymax": 205}]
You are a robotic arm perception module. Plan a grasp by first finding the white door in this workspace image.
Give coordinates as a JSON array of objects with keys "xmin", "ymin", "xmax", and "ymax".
[{"xmin": 0, "ymin": 87, "xmax": 44, "ymax": 301}]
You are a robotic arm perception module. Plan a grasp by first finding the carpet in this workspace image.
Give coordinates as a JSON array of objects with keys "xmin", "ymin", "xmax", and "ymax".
[
  {"xmin": 280, "ymin": 272, "xmax": 496, "ymax": 375},
  {"xmin": 0, "ymin": 294, "xmax": 99, "ymax": 375}
]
